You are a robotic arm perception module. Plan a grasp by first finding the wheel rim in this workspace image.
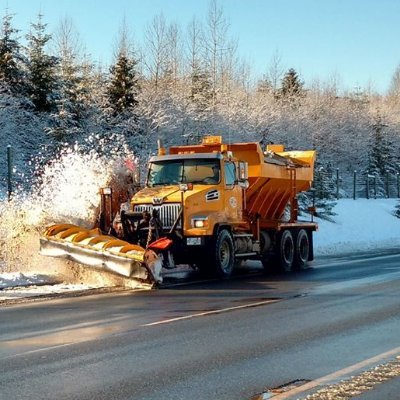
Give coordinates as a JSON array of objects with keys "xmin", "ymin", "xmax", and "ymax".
[
  {"xmin": 281, "ymin": 231, "xmax": 294, "ymax": 270},
  {"xmin": 219, "ymin": 240, "xmax": 231, "ymax": 272},
  {"xmin": 283, "ymin": 239, "xmax": 294, "ymax": 263},
  {"xmin": 297, "ymin": 230, "xmax": 309, "ymax": 266},
  {"xmin": 299, "ymin": 234, "xmax": 309, "ymax": 262}
]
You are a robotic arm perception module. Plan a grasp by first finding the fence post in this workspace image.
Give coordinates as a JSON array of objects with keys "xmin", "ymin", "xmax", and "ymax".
[
  {"xmin": 353, "ymin": 170, "xmax": 357, "ymax": 200},
  {"xmin": 336, "ymin": 168, "xmax": 339, "ymax": 200},
  {"xmin": 7, "ymin": 145, "xmax": 12, "ymax": 201},
  {"xmin": 366, "ymin": 172, "xmax": 370, "ymax": 200},
  {"xmin": 386, "ymin": 170, "xmax": 390, "ymax": 198}
]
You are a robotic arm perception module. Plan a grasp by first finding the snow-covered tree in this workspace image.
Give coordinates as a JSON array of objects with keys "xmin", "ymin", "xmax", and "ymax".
[
  {"xmin": 367, "ymin": 110, "xmax": 396, "ymax": 176},
  {"xmin": 143, "ymin": 13, "xmax": 168, "ymax": 90},
  {"xmin": 190, "ymin": 66, "xmax": 212, "ymax": 121},
  {"xmin": 108, "ymin": 44, "xmax": 139, "ymax": 116},
  {"xmin": 264, "ymin": 50, "xmax": 284, "ymax": 98},
  {"xmin": 0, "ymin": 10, "xmax": 25, "ymax": 92},
  {"xmin": 298, "ymin": 162, "xmax": 337, "ymax": 221},
  {"xmin": 204, "ymin": 0, "xmax": 231, "ymax": 113},
  {"xmin": 48, "ymin": 18, "xmax": 86, "ymax": 141},
  {"xmin": 25, "ymin": 13, "xmax": 58, "ymax": 112},
  {"xmin": 388, "ymin": 65, "xmax": 400, "ymax": 103},
  {"xmin": 279, "ymin": 68, "xmax": 304, "ymax": 99}
]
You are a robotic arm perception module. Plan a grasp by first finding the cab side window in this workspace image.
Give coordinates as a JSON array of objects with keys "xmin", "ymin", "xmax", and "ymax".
[{"xmin": 224, "ymin": 162, "xmax": 236, "ymax": 186}]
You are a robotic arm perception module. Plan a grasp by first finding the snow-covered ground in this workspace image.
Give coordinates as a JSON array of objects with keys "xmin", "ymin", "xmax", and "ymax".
[
  {"xmin": 1, "ymin": 199, "xmax": 399, "ymax": 301},
  {"xmin": 314, "ymin": 198, "xmax": 400, "ymax": 255}
]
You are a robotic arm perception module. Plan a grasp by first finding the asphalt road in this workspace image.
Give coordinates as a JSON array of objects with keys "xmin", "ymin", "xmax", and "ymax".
[{"xmin": 1, "ymin": 249, "xmax": 400, "ymax": 400}]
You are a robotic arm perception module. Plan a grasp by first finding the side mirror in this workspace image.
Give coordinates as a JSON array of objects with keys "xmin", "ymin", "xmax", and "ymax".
[
  {"xmin": 238, "ymin": 161, "xmax": 248, "ymax": 180},
  {"xmin": 237, "ymin": 161, "xmax": 249, "ymax": 188}
]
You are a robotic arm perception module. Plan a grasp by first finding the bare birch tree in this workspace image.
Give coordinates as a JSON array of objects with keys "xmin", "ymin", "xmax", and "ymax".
[
  {"xmin": 204, "ymin": 0, "xmax": 229, "ymax": 111},
  {"xmin": 144, "ymin": 13, "xmax": 167, "ymax": 90}
]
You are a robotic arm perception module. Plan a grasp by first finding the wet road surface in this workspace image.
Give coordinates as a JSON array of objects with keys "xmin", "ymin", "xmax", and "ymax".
[{"xmin": 1, "ymin": 249, "xmax": 400, "ymax": 399}]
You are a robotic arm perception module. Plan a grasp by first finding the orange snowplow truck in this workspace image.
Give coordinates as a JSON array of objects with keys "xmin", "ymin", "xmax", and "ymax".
[{"xmin": 40, "ymin": 136, "xmax": 317, "ymax": 284}]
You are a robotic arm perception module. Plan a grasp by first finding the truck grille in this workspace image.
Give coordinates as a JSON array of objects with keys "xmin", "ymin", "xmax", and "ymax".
[{"xmin": 133, "ymin": 203, "xmax": 182, "ymax": 229}]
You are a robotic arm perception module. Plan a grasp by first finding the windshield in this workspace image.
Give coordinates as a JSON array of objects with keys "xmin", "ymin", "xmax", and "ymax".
[{"xmin": 147, "ymin": 159, "xmax": 221, "ymax": 187}]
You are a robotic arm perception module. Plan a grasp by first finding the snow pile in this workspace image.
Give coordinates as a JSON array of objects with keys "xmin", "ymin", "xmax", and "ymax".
[
  {"xmin": 0, "ymin": 272, "xmax": 49, "ymax": 289},
  {"xmin": 0, "ymin": 282, "xmax": 103, "ymax": 301},
  {"xmin": 314, "ymin": 199, "xmax": 400, "ymax": 255}
]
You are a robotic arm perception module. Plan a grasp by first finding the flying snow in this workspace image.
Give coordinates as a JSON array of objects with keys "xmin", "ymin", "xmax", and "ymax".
[{"xmin": 0, "ymin": 134, "xmax": 138, "ymax": 286}]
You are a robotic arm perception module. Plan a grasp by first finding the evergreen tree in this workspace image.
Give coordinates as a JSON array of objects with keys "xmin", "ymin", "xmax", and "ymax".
[
  {"xmin": 108, "ymin": 51, "xmax": 139, "ymax": 116},
  {"xmin": 26, "ymin": 13, "xmax": 58, "ymax": 112},
  {"xmin": 190, "ymin": 65, "xmax": 212, "ymax": 113},
  {"xmin": 298, "ymin": 162, "xmax": 337, "ymax": 221},
  {"xmin": 188, "ymin": 65, "xmax": 213, "ymax": 139},
  {"xmin": 0, "ymin": 10, "xmax": 25, "ymax": 91},
  {"xmin": 280, "ymin": 68, "xmax": 304, "ymax": 99},
  {"xmin": 47, "ymin": 18, "xmax": 86, "ymax": 142},
  {"xmin": 367, "ymin": 111, "xmax": 396, "ymax": 176}
]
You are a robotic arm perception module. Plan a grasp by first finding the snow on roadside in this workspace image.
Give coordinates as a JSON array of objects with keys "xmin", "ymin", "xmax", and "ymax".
[
  {"xmin": 0, "ymin": 270, "xmax": 110, "ymax": 301},
  {"xmin": 314, "ymin": 199, "xmax": 400, "ymax": 255},
  {"xmin": 0, "ymin": 272, "xmax": 51, "ymax": 289},
  {"xmin": 0, "ymin": 198, "xmax": 399, "ymax": 300},
  {"xmin": 0, "ymin": 282, "xmax": 101, "ymax": 301}
]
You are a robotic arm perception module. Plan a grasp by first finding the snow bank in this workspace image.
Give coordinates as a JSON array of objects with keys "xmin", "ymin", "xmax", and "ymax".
[
  {"xmin": 314, "ymin": 199, "xmax": 400, "ymax": 255},
  {"xmin": 0, "ymin": 272, "xmax": 49, "ymax": 289}
]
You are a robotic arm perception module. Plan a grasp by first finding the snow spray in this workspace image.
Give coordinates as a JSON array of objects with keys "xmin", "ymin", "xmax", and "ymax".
[{"xmin": 0, "ymin": 134, "xmax": 142, "ymax": 287}]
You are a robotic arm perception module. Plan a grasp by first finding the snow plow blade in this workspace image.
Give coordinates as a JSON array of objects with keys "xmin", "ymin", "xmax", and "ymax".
[{"xmin": 39, "ymin": 224, "xmax": 163, "ymax": 283}]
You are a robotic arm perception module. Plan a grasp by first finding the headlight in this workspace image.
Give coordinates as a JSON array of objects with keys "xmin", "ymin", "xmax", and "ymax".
[
  {"xmin": 194, "ymin": 220, "xmax": 205, "ymax": 228},
  {"xmin": 192, "ymin": 217, "xmax": 208, "ymax": 228}
]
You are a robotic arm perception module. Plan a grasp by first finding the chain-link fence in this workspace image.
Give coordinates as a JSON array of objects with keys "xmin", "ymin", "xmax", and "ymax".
[{"xmin": 313, "ymin": 167, "xmax": 400, "ymax": 200}]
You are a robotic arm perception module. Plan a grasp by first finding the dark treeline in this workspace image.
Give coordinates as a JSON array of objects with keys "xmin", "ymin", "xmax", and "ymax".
[{"xmin": 1, "ymin": 1, "xmax": 400, "ymax": 194}]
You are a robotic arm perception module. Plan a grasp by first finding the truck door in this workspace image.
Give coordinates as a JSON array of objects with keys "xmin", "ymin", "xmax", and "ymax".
[{"xmin": 224, "ymin": 161, "xmax": 243, "ymax": 221}]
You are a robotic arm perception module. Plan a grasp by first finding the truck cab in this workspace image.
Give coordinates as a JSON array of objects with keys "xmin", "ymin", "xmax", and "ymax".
[{"xmin": 130, "ymin": 145, "xmax": 249, "ymax": 274}]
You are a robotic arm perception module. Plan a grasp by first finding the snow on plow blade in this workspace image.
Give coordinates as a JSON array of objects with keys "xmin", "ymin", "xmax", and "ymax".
[{"xmin": 39, "ymin": 224, "xmax": 163, "ymax": 283}]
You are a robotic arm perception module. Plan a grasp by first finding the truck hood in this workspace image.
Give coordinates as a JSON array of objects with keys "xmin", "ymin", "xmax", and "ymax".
[{"xmin": 131, "ymin": 185, "xmax": 210, "ymax": 204}]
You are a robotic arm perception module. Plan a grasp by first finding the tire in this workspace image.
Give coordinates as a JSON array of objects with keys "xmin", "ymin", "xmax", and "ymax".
[
  {"xmin": 293, "ymin": 229, "xmax": 310, "ymax": 270},
  {"xmin": 278, "ymin": 230, "xmax": 294, "ymax": 272},
  {"xmin": 214, "ymin": 229, "xmax": 235, "ymax": 278},
  {"xmin": 260, "ymin": 230, "xmax": 274, "ymax": 272}
]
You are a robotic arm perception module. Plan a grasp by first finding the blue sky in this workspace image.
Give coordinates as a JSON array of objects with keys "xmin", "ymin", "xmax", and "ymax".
[{"xmin": 4, "ymin": 0, "xmax": 400, "ymax": 93}]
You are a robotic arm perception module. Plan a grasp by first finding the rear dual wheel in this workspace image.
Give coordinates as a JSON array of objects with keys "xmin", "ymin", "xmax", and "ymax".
[
  {"xmin": 275, "ymin": 229, "xmax": 310, "ymax": 272},
  {"xmin": 293, "ymin": 229, "xmax": 310, "ymax": 270},
  {"xmin": 278, "ymin": 230, "xmax": 294, "ymax": 272}
]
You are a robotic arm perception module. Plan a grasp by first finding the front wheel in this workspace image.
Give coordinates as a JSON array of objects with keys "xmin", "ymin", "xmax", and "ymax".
[{"xmin": 214, "ymin": 229, "xmax": 235, "ymax": 278}]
